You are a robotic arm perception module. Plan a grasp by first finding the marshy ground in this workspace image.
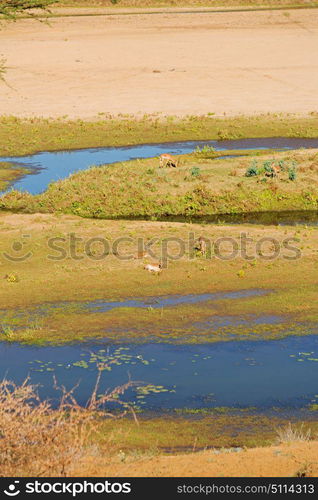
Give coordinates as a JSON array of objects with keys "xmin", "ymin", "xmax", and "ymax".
[{"xmin": 0, "ymin": 212, "xmax": 317, "ymax": 344}]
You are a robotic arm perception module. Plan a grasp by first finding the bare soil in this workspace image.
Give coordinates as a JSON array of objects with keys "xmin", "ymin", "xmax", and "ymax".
[
  {"xmin": 77, "ymin": 440, "xmax": 318, "ymax": 477},
  {"xmin": 1, "ymin": 8, "xmax": 318, "ymax": 118}
]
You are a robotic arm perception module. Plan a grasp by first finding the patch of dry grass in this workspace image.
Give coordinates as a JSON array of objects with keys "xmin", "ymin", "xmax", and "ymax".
[
  {"xmin": 276, "ymin": 422, "xmax": 312, "ymax": 444},
  {"xmin": 0, "ymin": 377, "xmax": 135, "ymax": 477}
]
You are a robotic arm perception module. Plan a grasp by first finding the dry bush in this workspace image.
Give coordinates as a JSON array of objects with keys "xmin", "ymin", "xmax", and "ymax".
[
  {"xmin": 276, "ymin": 423, "xmax": 312, "ymax": 444},
  {"xmin": 0, "ymin": 376, "xmax": 136, "ymax": 477}
]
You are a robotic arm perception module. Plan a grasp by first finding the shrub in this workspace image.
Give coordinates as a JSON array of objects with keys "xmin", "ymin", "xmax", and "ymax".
[
  {"xmin": 245, "ymin": 161, "xmax": 259, "ymax": 177},
  {"xmin": 194, "ymin": 145, "xmax": 216, "ymax": 159},
  {"xmin": 263, "ymin": 160, "xmax": 274, "ymax": 175},
  {"xmin": 0, "ymin": 377, "xmax": 135, "ymax": 477},
  {"xmin": 190, "ymin": 166, "xmax": 201, "ymax": 178},
  {"xmin": 288, "ymin": 167, "xmax": 297, "ymax": 181}
]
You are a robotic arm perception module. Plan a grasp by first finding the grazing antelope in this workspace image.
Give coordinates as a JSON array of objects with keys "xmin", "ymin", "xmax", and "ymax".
[
  {"xmin": 272, "ymin": 165, "xmax": 280, "ymax": 177},
  {"xmin": 265, "ymin": 165, "xmax": 280, "ymax": 178},
  {"xmin": 144, "ymin": 263, "xmax": 162, "ymax": 274},
  {"xmin": 159, "ymin": 153, "xmax": 177, "ymax": 168},
  {"xmin": 194, "ymin": 236, "xmax": 208, "ymax": 256}
]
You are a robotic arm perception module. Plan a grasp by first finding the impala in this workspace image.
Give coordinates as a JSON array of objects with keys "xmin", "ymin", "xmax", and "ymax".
[
  {"xmin": 144, "ymin": 263, "xmax": 162, "ymax": 274},
  {"xmin": 159, "ymin": 153, "xmax": 177, "ymax": 168},
  {"xmin": 195, "ymin": 236, "xmax": 208, "ymax": 256}
]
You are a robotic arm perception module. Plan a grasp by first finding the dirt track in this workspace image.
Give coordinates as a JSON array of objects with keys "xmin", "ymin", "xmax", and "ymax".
[{"xmin": 1, "ymin": 8, "xmax": 318, "ymax": 118}]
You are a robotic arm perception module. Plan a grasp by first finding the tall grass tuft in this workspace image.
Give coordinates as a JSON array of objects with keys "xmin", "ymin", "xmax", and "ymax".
[{"xmin": 276, "ymin": 423, "xmax": 312, "ymax": 444}]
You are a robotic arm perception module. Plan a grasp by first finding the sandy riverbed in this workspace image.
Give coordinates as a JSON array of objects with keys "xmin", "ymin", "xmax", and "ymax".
[{"xmin": 0, "ymin": 7, "xmax": 318, "ymax": 118}]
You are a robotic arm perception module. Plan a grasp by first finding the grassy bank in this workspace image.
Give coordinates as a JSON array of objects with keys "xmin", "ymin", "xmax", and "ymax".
[
  {"xmin": 1, "ymin": 148, "xmax": 317, "ymax": 218},
  {"xmin": 1, "ymin": 114, "xmax": 318, "ymax": 157},
  {"xmin": 0, "ymin": 213, "xmax": 317, "ymax": 344},
  {"xmin": 0, "ymin": 162, "xmax": 28, "ymax": 191}
]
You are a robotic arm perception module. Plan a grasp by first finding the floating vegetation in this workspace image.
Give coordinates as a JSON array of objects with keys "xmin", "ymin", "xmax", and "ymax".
[
  {"xmin": 289, "ymin": 351, "xmax": 318, "ymax": 362},
  {"xmin": 28, "ymin": 347, "xmax": 155, "ymax": 374}
]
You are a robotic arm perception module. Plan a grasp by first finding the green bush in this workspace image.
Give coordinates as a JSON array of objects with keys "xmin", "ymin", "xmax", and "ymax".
[
  {"xmin": 190, "ymin": 166, "xmax": 201, "ymax": 178},
  {"xmin": 288, "ymin": 167, "xmax": 297, "ymax": 181},
  {"xmin": 245, "ymin": 164, "xmax": 259, "ymax": 177},
  {"xmin": 194, "ymin": 145, "xmax": 216, "ymax": 159}
]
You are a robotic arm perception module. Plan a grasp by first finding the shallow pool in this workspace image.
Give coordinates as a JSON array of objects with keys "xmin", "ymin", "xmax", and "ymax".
[{"xmin": 1, "ymin": 334, "xmax": 317, "ymax": 412}]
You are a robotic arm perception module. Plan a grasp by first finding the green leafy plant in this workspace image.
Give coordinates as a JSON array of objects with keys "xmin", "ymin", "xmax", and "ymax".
[
  {"xmin": 190, "ymin": 166, "xmax": 201, "ymax": 178},
  {"xmin": 194, "ymin": 145, "xmax": 216, "ymax": 159},
  {"xmin": 263, "ymin": 160, "xmax": 274, "ymax": 175},
  {"xmin": 288, "ymin": 166, "xmax": 297, "ymax": 181},
  {"xmin": 245, "ymin": 160, "xmax": 259, "ymax": 177}
]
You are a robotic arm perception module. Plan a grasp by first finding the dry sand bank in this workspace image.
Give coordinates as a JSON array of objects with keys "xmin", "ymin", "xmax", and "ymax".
[{"xmin": 1, "ymin": 9, "xmax": 318, "ymax": 118}]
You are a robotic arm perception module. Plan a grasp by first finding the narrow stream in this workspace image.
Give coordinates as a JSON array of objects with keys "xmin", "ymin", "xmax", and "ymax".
[{"xmin": 1, "ymin": 137, "xmax": 318, "ymax": 195}]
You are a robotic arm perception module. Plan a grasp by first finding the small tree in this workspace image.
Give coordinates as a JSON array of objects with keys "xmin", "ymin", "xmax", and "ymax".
[{"xmin": 0, "ymin": 1, "xmax": 56, "ymax": 19}]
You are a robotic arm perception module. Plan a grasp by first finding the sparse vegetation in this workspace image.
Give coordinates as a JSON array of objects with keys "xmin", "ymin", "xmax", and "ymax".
[
  {"xmin": 276, "ymin": 423, "xmax": 312, "ymax": 444},
  {"xmin": 0, "ymin": 56, "xmax": 6, "ymax": 81},
  {"xmin": 245, "ymin": 158, "xmax": 299, "ymax": 181},
  {"xmin": 0, "ymin": 0, "xmax": 56, "ymax": 19}
]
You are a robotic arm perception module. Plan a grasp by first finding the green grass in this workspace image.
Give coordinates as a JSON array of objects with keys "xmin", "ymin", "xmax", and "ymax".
[
  {"xmin": 0, "ymin": 213, "xmax": 317, "ymax": 345},
  {"xmin": 93, "ymin": 413, "xmax": 318, "ymax": 455},
  {"xmin": 1, "ymin": 114, "xmax": 318, "ymax": 157},
  {"xmin": 1, "ymin": 148, "xmax": 317, "ymax": 218},
  {"xmin": 0, "ymin": 162, "xmax": 29, "ymax": 191}
]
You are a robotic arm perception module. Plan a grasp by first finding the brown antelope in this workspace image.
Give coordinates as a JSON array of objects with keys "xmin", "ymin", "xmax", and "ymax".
[
  {"xmin": 272, "ymin": 165, "xmax": 280, "ymax": 177},
  {"xmin": 265, "ymin": 165, "xmax": 280, "ymax": 178},
  {"xmin": 195, "ymin": 236, "xmax": 208, "ymax": 256},
  {"xmin": 144, "ymin": 263, "xmax": 162, "ymax": 274},
  {"xmin": 159, "ymin": 153, "xmax": 177, "ymax": 168}
]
